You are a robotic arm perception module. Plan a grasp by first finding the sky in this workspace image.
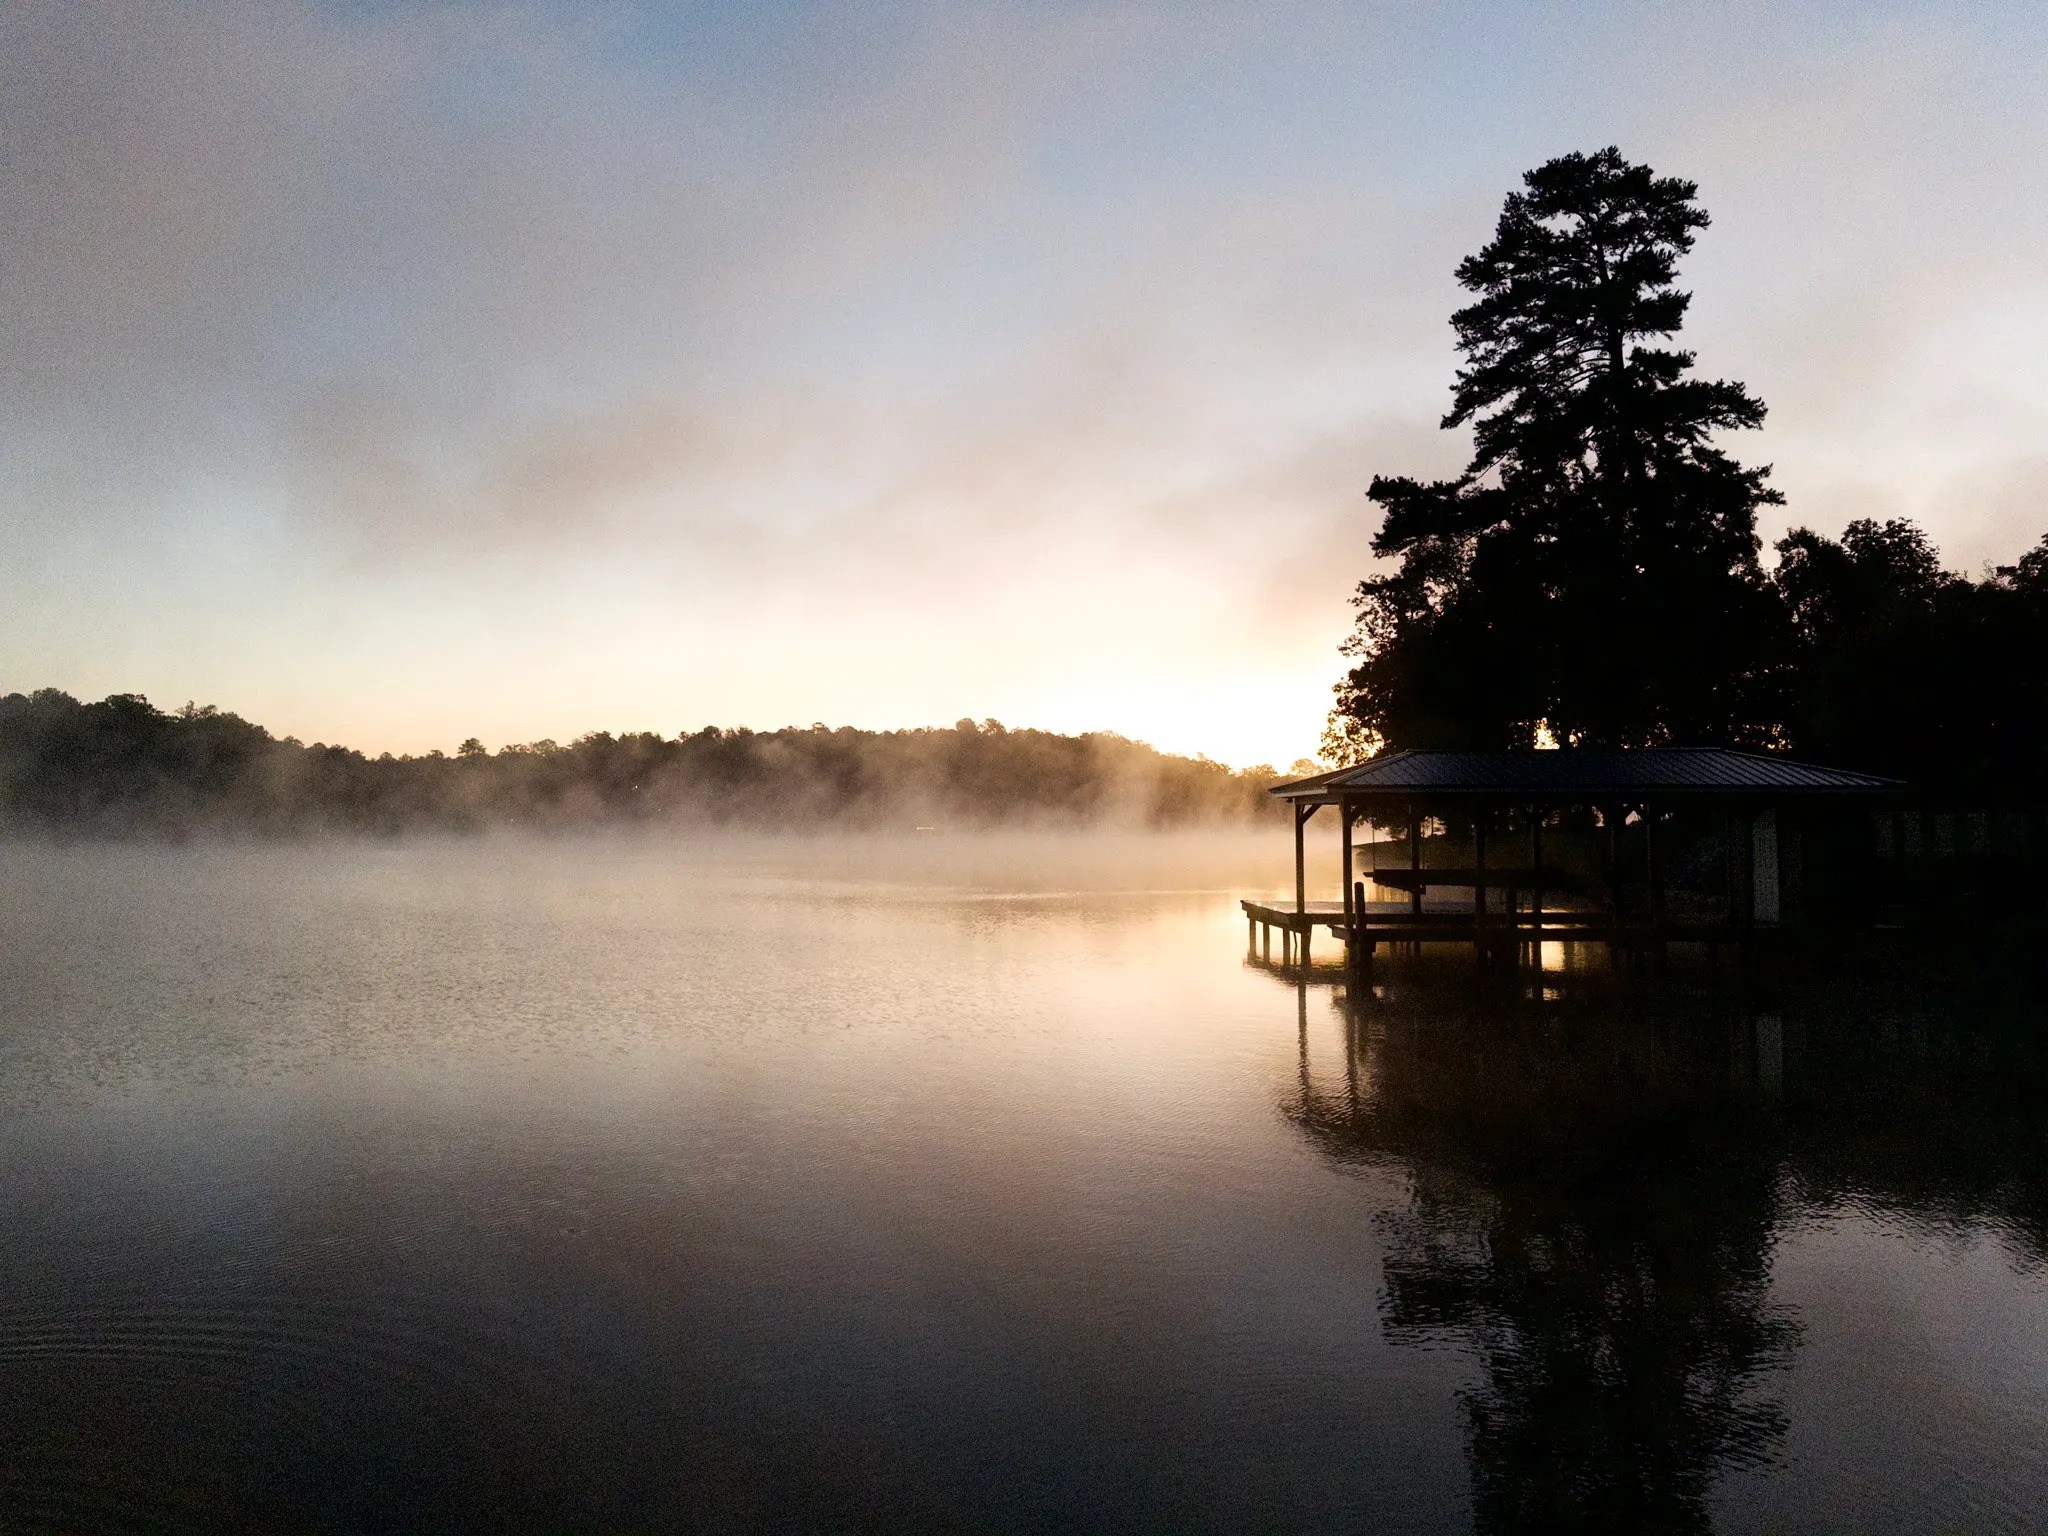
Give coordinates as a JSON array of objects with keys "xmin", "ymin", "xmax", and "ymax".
[{"xmin": 5, "ymin": 1, "xmax": 2048, "ymax": 769}]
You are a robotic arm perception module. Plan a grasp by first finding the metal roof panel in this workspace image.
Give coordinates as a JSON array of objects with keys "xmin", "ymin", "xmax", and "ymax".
[{"xmin": 1271, "ymin": 748, "xmax": 1900, "ymax": 798}]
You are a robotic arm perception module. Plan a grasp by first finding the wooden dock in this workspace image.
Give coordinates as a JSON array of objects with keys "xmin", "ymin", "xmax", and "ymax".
[{"xmin": 1241, "ymin": 897, "xmax": 1738, "ymax": 972}]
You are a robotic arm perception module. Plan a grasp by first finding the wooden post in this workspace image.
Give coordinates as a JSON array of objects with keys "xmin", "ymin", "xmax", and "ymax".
[
  {"xmin": 1752, "ymin": 807, "xmax": 1781, "ymax": 924},
  {"xmin": 1530, "ymin": 806, "xmax": 1543, "ymax": 967},
  {"xmin": 1473, "ymin": 807, "xmax": 1488, "ymax": 966},
  {"xmin": 1408, "ymin": 798, "xmax": 1422, "ymax": 915},
  {"xmin": 1608, "ymin": 805, "xmax": 1623, "ymax": 912},
  {"xmin": 1294, "ymin": 804, "xmax": 1309, "ymax": 920},
  {"xmin": 1646, "ymin": 801, "xmax": 1664, "ymax": 966},
  {"xmin": 1607, "ymin": 803, "xmax": 1624, "ymax": 969},
  {"xmin": 1646, "ymin": 805, "xmax": 1660, "ymax": 919},
  {"xmin": 1340, "ymin": 803, "xmax": 1354, "ymax": 959},
  {"xmin": 1473, "ymin": 808, "xmax": 1487, "ymax": 916},
  {"xmin": 1722, "ymin": 803, "xmax": 1736, "ymax": 945},
  {"xmin": 1740, "ymin": 805, "xmax": 1756, "ymax": 948},
  {"xmin": 1354, "ymin": 879, "xmax": 1369, "ymax": 973}
]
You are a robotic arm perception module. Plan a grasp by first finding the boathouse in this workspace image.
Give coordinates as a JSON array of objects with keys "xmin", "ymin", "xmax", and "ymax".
[{"xmin": 1246, "ymin": 748, "xmax": 1901, "ymax": 970}]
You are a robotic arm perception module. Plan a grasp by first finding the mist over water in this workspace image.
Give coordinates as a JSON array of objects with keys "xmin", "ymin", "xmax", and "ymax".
[
  {"xmin": 0, "ymin": 693, "xmax": 1293, "ymax": 837},
  {"xmin": 2, "ymin": 834, "xmax": 2043, "ymax": 1532}
]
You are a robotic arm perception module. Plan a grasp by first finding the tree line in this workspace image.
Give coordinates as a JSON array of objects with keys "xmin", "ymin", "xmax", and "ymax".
[
  {"xmin": 0, "ymin": 695, "xmax": 1292, "ymax": 836},
  {"xmin": 1330, "ymin": 148, "xmax": 2048, "ymax": 803}
]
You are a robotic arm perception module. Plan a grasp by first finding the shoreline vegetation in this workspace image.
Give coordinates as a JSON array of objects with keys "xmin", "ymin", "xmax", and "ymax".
[{"xmin": 0, "ymin": 692, "xmax": 1300, "ymax": 837}]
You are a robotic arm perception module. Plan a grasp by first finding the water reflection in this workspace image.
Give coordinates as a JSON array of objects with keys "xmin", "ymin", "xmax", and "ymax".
[
  {"xmin": 4, "ymin": 842, "xmax": 2043, "ymax": 1530},
  {"xmin": 1286, "ymin": 963, "xmax": 2048, "ymax": 1533}
]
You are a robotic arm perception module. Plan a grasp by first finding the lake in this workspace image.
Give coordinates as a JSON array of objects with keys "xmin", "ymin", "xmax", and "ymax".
[{"xmin": 2, "ymin": 834, "xmax": 2043, "ymax": 1532}]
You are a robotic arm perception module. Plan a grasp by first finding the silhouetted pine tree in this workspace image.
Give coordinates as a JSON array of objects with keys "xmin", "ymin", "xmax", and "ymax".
[{"xmin": 1337, "ymin": 148, "xmax": 1783, "ymax": 750}]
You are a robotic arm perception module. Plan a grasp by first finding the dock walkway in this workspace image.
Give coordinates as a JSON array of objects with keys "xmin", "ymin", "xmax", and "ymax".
[{"xmin": 1241, "ymin": 897, "xmax": 1724, "ymax": 970}]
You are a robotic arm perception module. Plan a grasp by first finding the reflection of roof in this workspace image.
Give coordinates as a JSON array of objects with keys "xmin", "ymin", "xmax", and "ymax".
[{"xmin": 1272, "ymin": 748, "xmax": 1901, "ymax": 800}]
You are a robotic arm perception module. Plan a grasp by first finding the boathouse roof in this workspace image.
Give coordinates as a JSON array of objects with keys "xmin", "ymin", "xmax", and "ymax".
[{"xmin": 1271, "ymin": 748, "xmax": 1900, "ymax": 801}]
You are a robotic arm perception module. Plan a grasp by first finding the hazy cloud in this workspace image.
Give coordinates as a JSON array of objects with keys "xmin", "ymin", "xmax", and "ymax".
[{"xmin": 5, "ymin": 0, "xmax": 2048, "ymax": 763}]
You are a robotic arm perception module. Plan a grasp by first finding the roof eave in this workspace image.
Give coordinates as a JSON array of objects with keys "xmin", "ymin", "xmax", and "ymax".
[
  {"xmin": 1281, "ymin": 781, "xmax": 1901, "ymax": 798},
  {"xmin": 1266, "ymin": 767, "xmax": 1343, "ymax": 798}
]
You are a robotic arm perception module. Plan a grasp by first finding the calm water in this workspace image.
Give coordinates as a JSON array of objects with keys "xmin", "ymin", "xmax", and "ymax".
[{"xmin": 1, "ymin": 835, "xmax": 2043, "ymax": 1533}]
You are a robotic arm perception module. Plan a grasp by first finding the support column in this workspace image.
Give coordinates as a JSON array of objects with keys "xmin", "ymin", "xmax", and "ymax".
[
  {"xmin": 1739, "ymin": 805, "xmax": 1757, "ymax": 948},
  {"xmin": 1722, "ymin": 802, "xmax": 1737, "ymax": 944},
  {"xmin": 1340, "ymin": 803, "xmax": 1355, "ymax": 960},
  {"xmin": 1294, "ymin": 804, "xmax": 1309, "ymax": 919},
  {"xmin": 1752, "ymin": 808, "xmax": 1781, "ymax": 924},
  {"xmin": 1409, "ymin": 798, "xmax": 1423, "ymax": 917},
  {"xmin": 1646, "ymin": 801, "xmax": 1665, "ymax": 966},
  {"xmin": 1530, "ymin": 805, "xmax": 1544, "ymax": 967},
  {"xmin": 1607, "ymin": 804, "xmax": 1624, "ymax": 969},
  {"xmin": 1354, "ymin": 880, "xmax": 1369, "ymax": 974},
  {"xmin": 1473, "ymin": 807, "xmax": 1488, "ymax": 967},
  {"xmin": 1646, "ymin": 805, "xmax": 1661, "ymax": 919},
  {"xmin": 1409, "ymin": 798, "xmax": 1423, "ymax": 956},
  {"xmin": 1608, "ymin": 805, "xmax": 1623, "ymax": 913}
]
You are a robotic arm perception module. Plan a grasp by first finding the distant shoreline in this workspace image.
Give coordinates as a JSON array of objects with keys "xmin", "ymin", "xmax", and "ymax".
[{"xmin": 1, "ymin": 690, "xmax": 1298, "ymax": 838}]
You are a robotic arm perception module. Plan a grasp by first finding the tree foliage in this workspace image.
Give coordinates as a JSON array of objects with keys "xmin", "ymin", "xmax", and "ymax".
[
  {"xmin": 0, "ymin": 693, "xmax": 1287, "ymax": 835},
  {"xmin": 1338, "ymin": 148, "xmax": 1783, "ymax": 750},
  {"xmin": 1771, "ymin": 521, "xmax": 2048, "ymax": 798}
]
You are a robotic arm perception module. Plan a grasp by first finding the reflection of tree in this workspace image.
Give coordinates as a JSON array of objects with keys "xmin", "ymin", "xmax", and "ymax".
[
  {"xmin": 1291, "ymin": 994, "xmax": 1798, "ymax": 1533},
  {"xmin": 1288, "ymin": 964, "xmax": 2048, "ymax": 1531}
]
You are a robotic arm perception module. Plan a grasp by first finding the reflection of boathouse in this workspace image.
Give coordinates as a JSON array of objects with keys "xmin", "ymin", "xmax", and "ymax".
[
  {"xmin": 1282, "ymin": 966, "xmax": 2048, "ymax": 1532},
  {"xmin": 1246, "ymin": 748, "xmax": 1900, "ymax": 970},
  {"xmin": 1290, "ymin": 988, "xmax": 1800, "ymax": 1532}
]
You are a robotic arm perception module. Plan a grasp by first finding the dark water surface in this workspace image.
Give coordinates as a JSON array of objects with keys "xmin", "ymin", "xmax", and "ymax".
[{"xmin": 2, "ymin": 836, "xmax": 2043, "ymax": 1532}]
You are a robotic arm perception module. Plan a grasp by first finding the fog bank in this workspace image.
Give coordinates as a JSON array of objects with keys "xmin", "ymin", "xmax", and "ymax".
[{"xmin": 0, "ymin": 690, "xmax": 1306, "ymax": 838}]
